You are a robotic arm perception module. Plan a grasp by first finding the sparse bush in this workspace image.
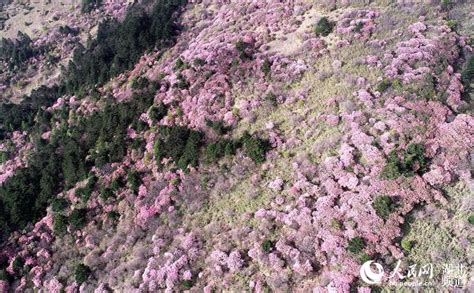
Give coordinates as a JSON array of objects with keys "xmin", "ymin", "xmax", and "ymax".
[
  {"xmin": 372, "ymin": 196, "xmax": 395, "ymax": 219},
  {"xmin": 468, "ymin": 214, "xmax": 474, "ymax": 225},
  {"xmin": 100, "ymin": 186, "xmax": 114, "ymax": 201},
  {"xmin": 74, "ymin": 263, "xmax": 91, "ymax": 284},
  {"xmin": 107, "ymin": 211, "xmax": 120, "ymax": 221},
  {"xmin": 241, "ymin": 132, "xmax": 270, "ymax": 163},
  {"xmin": 53, "ymin": 214, "xmax": 68, "ymax": 236},
  {"xmin": 381, "ymin": 144, "xmax": 428, "ymax": 179},
  {"xmin": 69, "ymin": 209, "xmax": 87, "ymax": 230},
  {"xmin": 314, "ymin": 17, "xmax": 335, "ymax": 37},
  {"xmin": 461, "ymin": 55, "xmax": 474, "ymax": 89},
  {"xmin": 261, "ymin": 240, "xmax": 273, "ymax": 252},
  {"xmin": 347, "ymin": 237, "xmax": 365, "ymax": 254},
  {"xmin": 376, "ymin": 79, "xmax": 391, "ymax": 93},
  {"xmin": 205, "ymin": 139, "xmax": 239, "ymax": 163},
  {"xmin": 149, "ymin": 103, "xmax": 168, "ymax": 122},
  {"xmin": 235, "ymin": 40, "xmax": 252, "ymax": 60},
  {"xmin": 262, "ymin": 58, "xmax": 272, "ymax": 77},
  {"xmin": 51, "ymin": 198, "xmax": 69, "ymax": 213},
  {"xmin": 127, "ymin": 171, "xmax": 141, "ymax": 194},
  {"xmin": 182, "ymin": 280, "xmax": 193, "ymax": 289},
  {"xmin": 206, "ymin": 119, "xmax": 229, "ymax": 135},
  {"xmin": 401, "ymin": 238, "xmax": 413, "ymax": 252}
]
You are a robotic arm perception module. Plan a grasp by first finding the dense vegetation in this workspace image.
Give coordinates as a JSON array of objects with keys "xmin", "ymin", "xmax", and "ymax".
[
  {"xmin": 0, "ymin": 32, "xmax": 41, "ymax": 70},
  {"xmin": 64, "ymin": 0, "xmax": 186, "ymax": 95},
  {"xmin": 0, "ymin": 0, "xmax": 190, "ymax": 242},
  {"xmin": 154, "ymin": 126, "xmax": 203, "ymax": 170},
  {"xmin": 1, "ymin": 1, "xmax": 473, "ymax": 291},
  {"xmin": 372, "ymin": 195, "xmax": 395, "ymax": 219},
  {"xmin": 461, "ymin": 54, "xmax": 474, "ymax": 94},
  {"xmin": 74, "ymin": 263, "xmax": 91, "ymax": 284},
  {"xmin": 0, "ymin": 86, "xmax": 156, "ymax": 240},
  {"xmin": 203, "ymin": 130, "xmax": 270, "ymax": 165},
  {"xmin": 314, "ymin": 17, "xmax": 335, "ymax": 37},
  {"xmin": 81, "ymin": 0, "xmax": 102, "ymax": 13},
  {"xmin": 381, "ymin": 143, "xmax": 428, "ymax": 179},
  {"xmin": 347, "ymin": 237, "xmax": 366, "ymax": 254},
  {"xmin": 0, "ymin": 0, "xmax": 187, "ymax": 140},
  {"xmin": 261, "ymin": 240, "xmax": 273, "ymax": 253},
  {"xmin": 0, "ymin": 86, "xmax": 61, "ymax": 140},
  {"xmin": 0, "ymin": 0, "xmax": 186, "ymax": 137}
]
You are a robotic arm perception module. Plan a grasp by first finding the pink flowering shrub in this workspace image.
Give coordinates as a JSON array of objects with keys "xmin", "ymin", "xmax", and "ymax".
[
  {"xmin": 1, "ymin": 2, "xmax": 473, "ymax": 292},
  {"xmin": 0, "ymin": 131, "xmax": 32, "ymax": 185},
  {"xmin": 336, "ymin": 9, "xmax": 379, "ymax": 42},
  {"xmin": 140, "ymin": 232, "xmax": 201, "ymax": 291}
]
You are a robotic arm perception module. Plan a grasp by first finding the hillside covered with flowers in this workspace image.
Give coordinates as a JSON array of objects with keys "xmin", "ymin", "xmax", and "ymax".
[{"xmin": 0, "ymin": 0, "xmax": 473, "ymax": 292}]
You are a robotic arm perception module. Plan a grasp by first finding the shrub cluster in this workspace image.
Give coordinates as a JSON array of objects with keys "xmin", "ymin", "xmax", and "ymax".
[
  {"xmin": 154, "ymin": 126, "xmax": 203, "ymax": 170},
  {"xmin": 69, "ymin": 209, "xmax": 87, "ymax": 230},
  {"xmin": 461, "ymin": 55, "xmax": 474, "ymax": 93},
  {"xmin": 347, "ymin": 237, "xmax": 366, "ymax": 254},
  {"xmin": 0, "ymin": 32, "xmax": 40, "ymax": 70},
  {"xmin": 74, "ymin": 263, "xmax": 91, "ymax": 284},
  {"xmin": 206, "ymin": 119, "xmax": 230, "ymax": 135},
  {"xmin": 149, "ymin": 103, "xmax": 168, "ymax": 122},
  {"xmin": 241, "ymin": 131, "xmax": 270, "ymax": 164},
  {"xmin": 314, "ymin": 17, "xmax": 335, "ymax": 37},
  {"xmin": 81, "ymin": 0, "xmax": 102, "ymax": 13},
  {"xmin": 127, "ymin": 171, "xmax": 141, "ymax": 194},
  {"xmin": 372, "ymin": 196, "xmax": 395, "ymax": 219},
  {"xmin": 51, "ymin": 198, "xmax": 69, "ymax": 213},
  {"xmin": 381, "ymin": 143, "xmax": 428, "ymax": 179},
  {"xmin": 261, "ymin": 240, "xmax": 273, "ymax": 252},
  {"xmin": 53, "ymin": 214, "xmax": 68, "ymax": 236},
  {"xmin": 205, "ymin": 139, "xmax": 239, "ymax": 163},
  {"xmin": 64, "ymin": 0, "xmax": 187, "ymax": 94},
  {"xmin": 75, "ymin": 176, "xmax": 97, "ymax": 202}
]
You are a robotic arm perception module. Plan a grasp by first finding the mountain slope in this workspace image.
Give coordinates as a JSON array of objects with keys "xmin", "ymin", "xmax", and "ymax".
[{"xmin": 0, "ymin": 0, "xmax": 473, "ymax": 292}]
